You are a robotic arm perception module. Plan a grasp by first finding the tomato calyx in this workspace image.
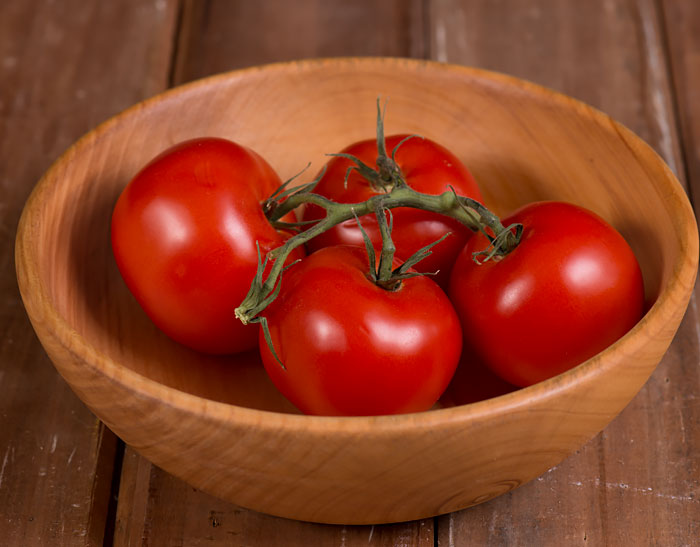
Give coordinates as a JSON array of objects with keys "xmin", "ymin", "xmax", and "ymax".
[
  {"xmin": 326, "ymin": 100, "xmax": 418, "ymax": 193},
  {"xmin": 261, "ymin": 163, "xmax": 321, "ymax": 232},
  {"xmin": 352, "ymin": 203, "xmax": 450, "ymax": 291},
  {"xmin": 467, "ymin": 197, "xmax": 524, "ymax": 264}
]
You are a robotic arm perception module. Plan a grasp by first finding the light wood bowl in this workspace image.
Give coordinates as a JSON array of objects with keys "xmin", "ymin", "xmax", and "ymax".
[{"xmin": 15, "ymin": 58, "xmax": 698, "ymax": 525}]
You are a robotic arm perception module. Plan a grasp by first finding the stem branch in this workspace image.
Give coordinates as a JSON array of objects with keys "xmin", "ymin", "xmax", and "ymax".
[
  {"xmin": 235, "ymin": 184, "xmax": 519, "ymax": 325},
  {"xmin": 374, "ymin": 202, "xmax": 396, "ymax": 285}
]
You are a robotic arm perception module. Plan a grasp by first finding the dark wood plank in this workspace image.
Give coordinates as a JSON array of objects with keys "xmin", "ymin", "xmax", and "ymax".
[
  {"xmin": 0, "ymin": 0, "xmax": 178, "ymax": 543},
  {"xmin": 658, "ymin": 0, "xmax": 700, "ymax": 540},
  {"xmin": 172, "ymin": 0, "xmax": 427, "ymax": 82},
  {"xmin": 115, "ymin": 446, "xmax": 433, "ymax": 546},
  {"xmin": 429, "ymin": 0, "xmax": 699, "ymax": 544},
  {"xmin": 662, "ymin": 0, "xmax": 700, "ymax": 211},
  {"xmin": 429, "ymin": 0, "xmax": 684, "ymax": 175}
]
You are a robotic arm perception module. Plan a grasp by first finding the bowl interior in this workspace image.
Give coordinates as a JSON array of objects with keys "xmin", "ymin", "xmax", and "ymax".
[{"xmin": 27, "ymin": 59, "xmax": 690, "ymax": 412}]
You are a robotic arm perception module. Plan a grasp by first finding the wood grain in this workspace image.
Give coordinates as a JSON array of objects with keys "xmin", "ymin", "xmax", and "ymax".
[
  {"xmin": 114, "ymin": 446, "xmax": 433, "ymax": 546},
  {"xmin": 429, "ymin": 0, "xmax": 683, "ymax": 174},
  {"xmin": 171, "ymin": 0, "xmax": 427, "ymax": 83},
  {"xmin": 662, "ymin": 0, "xmax": 700, "ymax": 212},
  {"xmin": 429, "ymin": 0, "xmax": 700, "ymax": 544},
  {"xmin": 0, "ymin": 0, "xmax": 178, "ymax": 544}
]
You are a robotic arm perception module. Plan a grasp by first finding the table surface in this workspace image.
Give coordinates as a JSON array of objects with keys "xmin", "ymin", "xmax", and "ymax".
[{"xmin": 2, "ymin": 1, "xmax": 699, "ymax": 545}]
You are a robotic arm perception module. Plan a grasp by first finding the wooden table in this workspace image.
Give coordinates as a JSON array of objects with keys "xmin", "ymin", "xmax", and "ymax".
[{"xmin": 2, "ymin": 1, "xmax": 699, "ymax": 545}]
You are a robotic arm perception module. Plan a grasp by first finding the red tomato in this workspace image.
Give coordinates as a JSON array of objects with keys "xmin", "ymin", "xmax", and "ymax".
[
  {"xmin": 259, "ymin": 245, "xmax": 463, "ymax": 416},
  {"xmin": 302, "ymin": 135, "xmax": 483, "ymax": 287},
  {"xmin": 448, "ymin": 201, "xmax": 645, "ymax": 387},
  {"xmin": 111, "ymin": 137, "xmax": 301, "ymax": 354}
]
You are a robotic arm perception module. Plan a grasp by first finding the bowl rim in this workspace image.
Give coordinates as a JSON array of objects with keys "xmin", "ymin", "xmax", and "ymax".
[{"xmin": 17, "ymin": 56, "xmax": 699, "ymax": 434}]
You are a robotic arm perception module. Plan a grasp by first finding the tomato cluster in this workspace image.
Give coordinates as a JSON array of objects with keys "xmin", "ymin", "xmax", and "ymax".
[{"xmin": 112, "ymin": 120, "xmax": 645, "ymax": 417}]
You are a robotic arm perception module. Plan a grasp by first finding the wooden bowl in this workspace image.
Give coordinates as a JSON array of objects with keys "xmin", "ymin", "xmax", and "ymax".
[{"xmin": 15, "ymin": 58, "xmax": 698, "ymax": 525}]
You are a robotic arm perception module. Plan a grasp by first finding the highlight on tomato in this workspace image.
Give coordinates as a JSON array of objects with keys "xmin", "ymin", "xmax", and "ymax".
[
  {"xmin": 111, "ymin": 137, "xmax": 301, "ymax": 355},
  {"xmin": 448, "ymin": 201, "xmax": 645, "ymax": 387}
]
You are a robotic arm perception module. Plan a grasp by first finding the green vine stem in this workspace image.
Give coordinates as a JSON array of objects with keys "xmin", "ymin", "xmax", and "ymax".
[
  {"xmin": 234, "ymin": 182, "xmax": 521, "ymax": 326},
  {"xmin": 373, "ymin": 201, "xmax": 397, "ymax": 285}
]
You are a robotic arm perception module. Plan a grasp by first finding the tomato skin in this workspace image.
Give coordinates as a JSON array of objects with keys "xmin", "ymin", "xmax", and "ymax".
[
  {"xmin": 111, "ymin": 137, "xmax": 300, "ymax": 355},
  {"xmin": 448, "ymin": 201, "xmax": 645, "ymax": 387},
  {"xmin": 259, "ymin": 246, "xmax": 463, "ymax": 416},
  {"xmin": 302, "ymin": 135, "xmax": 483, "ymax": 287}
]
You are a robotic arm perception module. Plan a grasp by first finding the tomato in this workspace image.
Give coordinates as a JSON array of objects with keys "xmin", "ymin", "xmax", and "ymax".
[
  {"xmin": 448, "ymin": 201, "xmax": 645, "ymax": 387},
  {"xmin": 301, "ymin": 135, "xmax": 483, "ymax": 287},
  {"xmin": 258, "ymin": 245, "xmax": 463, "ymax": 416},
  {"xmin": 111, "ymin": 137, "xmax": 301, "ymax": 354}
]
